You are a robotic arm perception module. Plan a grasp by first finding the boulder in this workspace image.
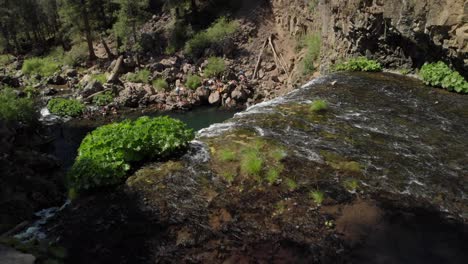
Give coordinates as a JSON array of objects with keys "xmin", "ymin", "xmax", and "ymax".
[
  {"xmin": 64, "ymin": 68, "xmax": 78, "ymax": 78},
  {"xmin": 208, "ymin": 91, "xmax": 221, "ymax": 105},
  {"xmin": 47, "ymin": 74, "xmax": 66, "ymax": 85},
  {"xmin": 80, "ymin": 80, "xmax": 104, "ymax": 98},
  {"xmin": 116, "ymin": 82, "xmax": 155, "ymax": 107},
  {"xmin": 0, "ymin": 245, "xmax": 36, "ymax": 264},
  {"xmin": 231, "ymin": 86, "xmax": 248, "ymax": 102},
  {"xmin": 0, "ymin": 75, "xmax": 20, "ymax": 87},
  {"xmin": 41, "ymin": 87, "xmax": 58, "ymax": 96},
  {"xmin": 195, "ymin": 87, "xmax": 210, "ymax": 103}
]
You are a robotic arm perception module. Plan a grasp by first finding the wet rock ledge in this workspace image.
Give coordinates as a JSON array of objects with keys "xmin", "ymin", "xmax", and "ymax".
[{"xmin": 48, "ymin": 72, "xmax": 467, "ymax": 263}]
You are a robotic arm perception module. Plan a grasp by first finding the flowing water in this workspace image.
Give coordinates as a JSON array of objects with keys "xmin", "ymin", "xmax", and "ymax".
[
  {"xmin": 17, "ymin": 72, "xmax": 467, "ymax": 262},
  {"xmin": 199, "ymin": 72, "xmax": 468, "ymax": 219}
]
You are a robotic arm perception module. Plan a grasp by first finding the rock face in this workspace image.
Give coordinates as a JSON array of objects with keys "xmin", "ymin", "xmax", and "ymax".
[
  {"xmin": 319, "ymin": 0, "xmax": 468, "ymax": 76},
  {"xmin": 269, "ymin": 0, "xmax": 468, "ymax": 77}
]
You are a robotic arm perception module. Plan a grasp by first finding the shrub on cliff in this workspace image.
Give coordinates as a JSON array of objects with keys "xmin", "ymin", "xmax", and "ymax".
[
  {"xmin": 152, "ymin": 78, "xmax": 169, "ymax": 91},
  {"xmin": 184, "ymin": 17, "xmax": 239, "ymax": 58},
  {"xmin": 92, "ymin": 91, "xmax": 114, "ymax": 106},
  {"xmin": 420, "ymin": 62, "xmax": 468, "ymax": 93},
  {"xmin": 47, "ymin": 98, "xmax": 85, "ymax": 117},
  {"xmin": 300, "ymin": 33, "xmax": 321, "ymax": 75},
  {"xmin": 185, "ymin": 74, "xmax": 202, "ymax": 90},
  {"xmin": 0, "ymin": 88, "xmax": 35, "ymax": 123},
  {"xmin": 204, "ymin": 57, "xmax": 226, "ymax": 77},
  {"xmin": 68, "ymin": 116, "xmax": 194, "ymax": 191},
  {"xmin": 126, "ymin": 69, "xmax": 151, "ymax": 83},
  {"xmin": 333, "ymin": 57, "xmax": 382, "ymax": 72}
]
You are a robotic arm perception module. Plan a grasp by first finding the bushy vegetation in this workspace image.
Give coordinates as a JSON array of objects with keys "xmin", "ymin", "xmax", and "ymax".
[
  {"xmin": 310, "ymin": 100, "xmax": 328, "ymax": 112},
  {"xmin": 333, "ymin": 57, "xmax": 382, "ymax": 72},
  {"xmin": 0, "ymin": 88, "xmax": 35, "ymax": 123},
  {"xmin": 300, "ymin": 33, "xmax": 321, "ymax": 75},
  {"xmin": 240, "ymin": 149, "xmax": 263, "ymax": 177},
  {"xmin": 152, "ymin": 78, "xmax": 169, "ymax": 91},
  {"xmin": 22, "ymin": 57, "xmax": 61, "ymax": 77},
  {"xmin": 309, "ymin": 190, "xmax": 324, "ymax": 205},
  {"xmin": 126, "ymin": 69, "xmax": 151, "ymax": 83},
  {"xmin": 184, "ymin": 17, "xmax": 239, "ymax": 58},
  {"xmin": 63, "ymin": 42, "xmax": 89, "ymax": 66},
  {"xmin": 185, "ymin": 74, "xmax": 202, "ymax": 90},
  {"xmin": 47, "ymin": 98, "xmax": 85, "ymax": 117},
  {"xmin": 212, "ymin": 135, "xmax": 287, "ymax": 186},
  {"xmin": 68, "ymin": 116, "xmax": 194, "ymax": 191},
  {"xmin": 91, "ymin": 73, "xmax": 108, "ymax": 84},
  {"xmin": 204, "ymin": 57, "xmax": 226, "ymax": 77},
  {"xmin": 165, "ymin": 19, "xmax": 193, "ymax": 55},
  {"xmin": 0, "ymin": 54, "xmax": 12, "ymax": 66},
  {"xmin": 92, "ymin": 91, "xmax": 114, "ymax": 106},
  {"xmin": 420, "ymin": 62, "xmax": 468, "ymax": 93}
]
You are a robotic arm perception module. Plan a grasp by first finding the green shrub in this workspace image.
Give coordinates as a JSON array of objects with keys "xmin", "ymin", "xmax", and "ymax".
[
  {"xmin": 91, "ymin": 73, "xmax": 107, "ymax": 84},
  {"xmin": 23, "ymin": 86, "xmax": 39, "ymax": 98},
  {"xmin": 310, "ymin": 100, "xmax": 328, "ymax": 112},
  {"xmin": 165, "ymin": 19, "xmax": 192, "ymax": 55},
  {"xmin": 126, "ymin": 69, "xmax": 151, "ymax": 83},
  {"xmin": 0, "ymin": 88, "xmax": 35, "ymax": 123},
  {"xmin": 333, "ymin": 57, "xmax": 382, "ymax": 72},
  {"xmin": 266, "ymin": 167, "xmax": 281, "ymax": 184},
  {"xmin": 0, "ymin": 54, "xmax": 12, "ymax": 66},
  {"xmin": 204, "ymin": 57, "xmax": 226, "ymax": 77},
  {"xmin": 240, "ymin": 149, "xmax": 263, "ymax": 177},
  {"xmin": 47, "ymin": 98, "xmax": 85, "ymax": 117},
  {"xmin": 219, "ymin": 149, "xmax": 236, "ymax": 162},
  {"xmin": 63, "ymin": 42, "xmax": 88, "ymax": 66},
  {"xmin": 152, "ymin": 78, "xmax": 169, "ymax": 91},
  {"xmin": 309, "ymin": 190, "xmax": 324, "ymax": 205},
  {"xmin": 343, "ymin": 179, "xmax": 359, "ymax": 192},
  {"xmin": 300, "ymin": 33, "xmax": 321, "ymax": 75},
  {"xmin": 22, "ymin": 57, "xmax": 60, "ymax": 77},
  {"xmin": 92, "ymin": 91, "xmax": 114, "ymax": 106},
  {"xmin": 185, "ymin": 17, "xmax": 239, "ymax": 58},
  {"xmin": 68, "ymin": 116, "xmax": 194, "ymax": 191},
  {"xmin": 185, "ymin": 74, "xmax": 202, "ymax": 90},
  {"xmin": 420, "ymin": 61, "xmax": 468, "ymax": 93}
]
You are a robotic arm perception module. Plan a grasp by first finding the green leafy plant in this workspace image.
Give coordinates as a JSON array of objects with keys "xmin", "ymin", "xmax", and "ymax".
[
  {"xmin": 185, "ymin": 17, "xmax": 239, "ymax": 58},
  {"xmin": 420, "ymin": 61, "xmax": 468, "ymax": 93},
  {"xmin": 22, "ymin": 57, "xmax": 61, "ymax": 77},
  {"xmin": 47, "ymin": 98, "xmax": 85, "ymax": 117},
  {"xmin": 23, "ymin": 86, "xmax": 38, "ymax": 98},
  {"xmin": 333, "ymin": 57, "xmax": 382, "ymax": 72},
  {"xmin": 309, "ymin": 190, "xmax": 324, "ymax": 205},
  {"xmin": 266, "ymin": 167, "xmax": 281, "ymax": 184},
  {"xmin": 0, "ymin": 88, "xmax": 35, "ymax": 123},
  {"xmin": 152, "ymin": 78, "xmax": 169, "ymax": 91},
  {"xmin": 92, "ymin": 91, "xmax": 114, "ymax": 106},
  {"xmin": 185, "ymin": 74, "xmax": 202, "ymax": 90},
  {"xmin": 310, "ymin": 99, "xmax": 328, "ymax": 112},
  {"xmin": 126, "ymin": 69, "xmax": 151, "ymax": 83},
  {"xmin": 68, "ymin": 116, "xmax": 194, "ymax": 191},
  {"xmin": 204, "ymin": 57, "xmax": 226, "ymax": 78}
]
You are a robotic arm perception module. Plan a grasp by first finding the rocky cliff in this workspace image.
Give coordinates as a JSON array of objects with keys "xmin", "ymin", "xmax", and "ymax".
[{"xmin": 269, "ymin": 0, "xmax": 468, "ymax": 77}]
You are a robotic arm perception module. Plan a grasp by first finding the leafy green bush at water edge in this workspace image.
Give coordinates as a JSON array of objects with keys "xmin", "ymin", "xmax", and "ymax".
[
  {"xmin": 47, "ymin": 98, "xmax": 85, "ymax": 117},
  {"xmin": 333, "ymin": 57, "xmax": 382, "ymax": 72},
  {"xmin": 420, "ymin": 61, "xmax": 468, "ymax": 93},
  {"xmin": 22, "ymin": 57, "xmax": 60, "ymax": 77},
  {"xmin": 68, "ymin": 116, "xmax": 194, "ymax": 191}
]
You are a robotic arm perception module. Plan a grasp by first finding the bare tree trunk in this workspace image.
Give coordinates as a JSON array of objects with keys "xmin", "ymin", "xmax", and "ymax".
[
  {"xmin": 81, "ymin": 0, "xmax": 97, "ymax": 61},
  {"xmin": 107, "ymin": 55, "xmax": 124, "ymax": 83},
  {"xmin": 101, "ymin": 35, "xmax": 114, "ymax": 60}
]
